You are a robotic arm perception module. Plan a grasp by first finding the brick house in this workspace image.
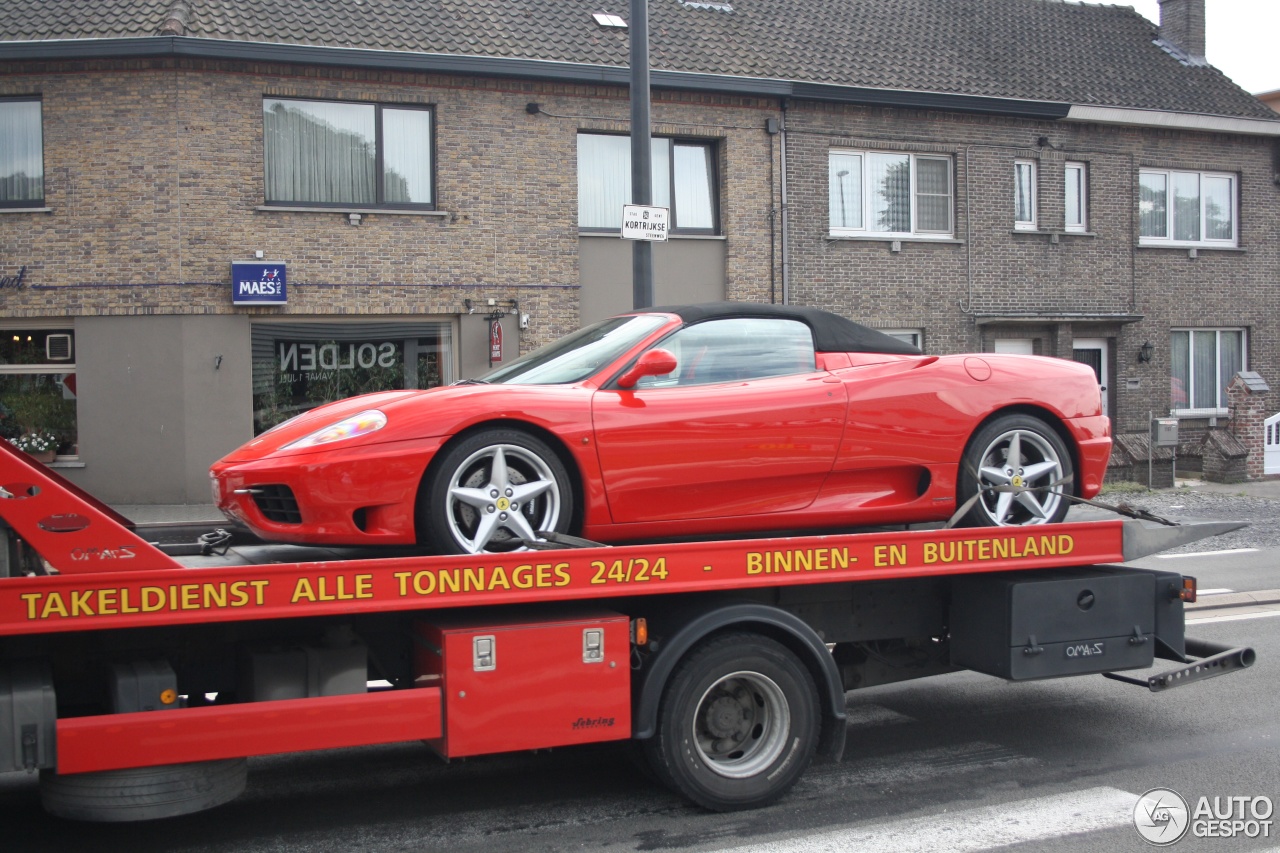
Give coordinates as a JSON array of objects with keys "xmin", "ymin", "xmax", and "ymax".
[{"xmin": 1, "ymin": 0, "xmax": 1276, "ymax": 503}]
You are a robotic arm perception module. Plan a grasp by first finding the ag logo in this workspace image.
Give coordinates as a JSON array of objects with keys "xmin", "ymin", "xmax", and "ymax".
[{"xmin": 1134, "ymin": 787, "xmax": 1190, "ymax": 845}]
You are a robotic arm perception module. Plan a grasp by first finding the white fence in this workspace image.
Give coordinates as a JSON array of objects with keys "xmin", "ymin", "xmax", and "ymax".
[{"xmin": 1266, "ymin": 411, "xmax": 1280, "ymax": 476}]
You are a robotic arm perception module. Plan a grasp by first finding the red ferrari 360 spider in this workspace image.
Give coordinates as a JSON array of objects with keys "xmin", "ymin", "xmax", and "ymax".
[{"xmin": 211, "ymin": 303, "xmax": 1111, "ymax": 554}]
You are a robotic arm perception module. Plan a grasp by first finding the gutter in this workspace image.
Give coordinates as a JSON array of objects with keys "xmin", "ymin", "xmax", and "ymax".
[
  {"xmin": 5, "ymin": 37, "xmax": 1276, "ymax": 135},
  {"xmin": 0, "ymin": 36, "xmax": 1068, "ymax": 121}
]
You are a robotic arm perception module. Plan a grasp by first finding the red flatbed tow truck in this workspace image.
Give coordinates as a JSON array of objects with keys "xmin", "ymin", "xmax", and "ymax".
[{"xmin": 0, "ymin": 441, "xmax": 1254, "ymax": 821}]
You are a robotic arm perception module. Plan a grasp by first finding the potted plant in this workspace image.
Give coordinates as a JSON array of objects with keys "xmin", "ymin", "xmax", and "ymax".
[{"xmin": 8, "ymin": 429, "xmax": 58, "ymax": 463}]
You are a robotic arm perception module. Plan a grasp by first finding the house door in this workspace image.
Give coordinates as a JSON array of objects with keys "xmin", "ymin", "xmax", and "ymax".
[
  {"xmin": 1266, "ymin": 412, "xmax": 1280, "ymax": 476},
  {"xmin": 1072, "ymin": 339, "xmax": 1108, "ymax": 419}
]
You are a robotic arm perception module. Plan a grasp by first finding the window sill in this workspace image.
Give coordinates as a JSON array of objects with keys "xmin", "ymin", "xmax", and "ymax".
[
  {"xmin": 826, "ymin": 235, "xmax": 963, "ymax": 245},
  {"xmin": 1172, "ymin": 410, "xmax": 1228, "ymax": 419},
  {"xmin": 1010, "ymin": 229, "xmax": 1097, "ymax": 238},
  {"xmin": 1137, "ymin": 243, "xmax": 1244, "ymax": 252},
  {"xmin": 255, "ymin": 206, "xmax": 450, "ymax": 217},
  {"xmin": 0, "ymin": 207, "xmax": 52, "ymax": 214},
  {"xmin": 49, "ymin": 459, "xmax": 85, "ymax": 468}
]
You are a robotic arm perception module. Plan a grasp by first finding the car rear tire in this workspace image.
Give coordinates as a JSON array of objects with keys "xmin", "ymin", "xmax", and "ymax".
[
  {"xmin": 957, "ymin": 414, "xmax": 1073, "ymax": 527},
  {"xmin": 423, "ymin": 429, "xmax": 573, "ymax": 554},
  {"xmin": 642, "ymin": 633, "xmax": 819, "ymax": 811}
]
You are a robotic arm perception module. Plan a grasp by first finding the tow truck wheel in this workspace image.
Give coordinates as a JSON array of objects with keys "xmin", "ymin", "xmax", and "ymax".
[
  {"xmin": 958, "ymin": 413, "xmax": 1073, "ymax": 527},
  {"xmin": 644, "ymin": 632, "xmax": 819, "ymax": 811},
  {"xmin": 40, "ymin": 758, "xmax": 247, "ymax": 822},
  {"xmin": 423, "ymin": 429, "xmax": 574, "ymax": 555}
]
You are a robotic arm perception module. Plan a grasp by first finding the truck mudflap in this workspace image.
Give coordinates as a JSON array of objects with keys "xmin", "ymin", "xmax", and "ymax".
[{"xmin": 1103, "ymin": 638, "xmax": 1257, "ymax": 693}]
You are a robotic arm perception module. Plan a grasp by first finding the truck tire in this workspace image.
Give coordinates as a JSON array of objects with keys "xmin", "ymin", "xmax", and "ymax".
[
  {"xmin": 643, "ymin": 632, "xmax": 819, "ymax": 811},
  {"xmin": 40, "ymin": 758, "xmax": 247, "ymax": 822}
]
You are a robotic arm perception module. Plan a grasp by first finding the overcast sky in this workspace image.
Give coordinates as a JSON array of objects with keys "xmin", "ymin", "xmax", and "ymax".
[{"xmin": 1124, "ymin": 0, "xmax": 1278, "ymax": 94}]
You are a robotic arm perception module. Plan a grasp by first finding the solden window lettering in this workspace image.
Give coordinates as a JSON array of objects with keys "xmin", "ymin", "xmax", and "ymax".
[
  {"xmin": 263, "ymin": 98, "xmax": 433, "ymax": 208},
  {"xmin": 829, "ymin": 150, "xmax": 952, "ymax": 238},
  {"xmin": 1139, "ymin": 169, "xmax": 1235, "ymax": 247},
  {"xmin": 577, "ymin": 133, "xmax": 717, "ymax": 233}
]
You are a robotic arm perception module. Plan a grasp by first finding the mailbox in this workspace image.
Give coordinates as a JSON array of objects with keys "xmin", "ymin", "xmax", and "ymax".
[{"xmin": 1151, "ymin": 418, "xmax": 1179, "ymax": 447}]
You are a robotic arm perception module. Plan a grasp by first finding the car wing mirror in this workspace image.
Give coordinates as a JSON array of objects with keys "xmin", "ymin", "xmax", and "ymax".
[{"xmin": 617, "ymin": 348, "xmax": 678, "ymax": 389}]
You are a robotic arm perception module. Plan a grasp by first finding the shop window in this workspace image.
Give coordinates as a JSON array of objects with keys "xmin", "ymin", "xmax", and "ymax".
[
  {"xmin": 577, "ymin": 133, "xmax": 718, "ymax": 233},
  {"xmin": 263, "ymin": 99, "xmax": 434, "ymax": 208},
  {"xmin": 0, "ymin": 329, "xmax": 77, "ymax": 459},
  {"xmin": 251, "ymin": 322, "xmax": 454, "ymax": 434},
  {"xmin": 0, "ymin": 98, "xmax": 43, "ymax": 207}
]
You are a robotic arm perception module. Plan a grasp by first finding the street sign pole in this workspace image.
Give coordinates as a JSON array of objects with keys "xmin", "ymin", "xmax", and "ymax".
[{"xmin": 630, "ymin": 0, "xmax": 654, "ymax": 309}]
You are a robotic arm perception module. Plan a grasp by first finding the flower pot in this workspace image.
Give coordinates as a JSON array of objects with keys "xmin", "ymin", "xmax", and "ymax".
[{"xmin": 24, "ymin": 449, "xmax": 56, "ymax": 464}]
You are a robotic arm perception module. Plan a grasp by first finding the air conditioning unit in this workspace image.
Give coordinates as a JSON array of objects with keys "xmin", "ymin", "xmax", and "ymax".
[{"xmin": 45, "ymin": 334, "xmax": 73, "ymax": 362}]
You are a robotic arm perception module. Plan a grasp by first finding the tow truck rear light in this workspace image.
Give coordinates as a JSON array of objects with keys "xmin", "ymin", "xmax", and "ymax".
[
  {"xmin": 631, "ymin": 618, "xmax": 648, "ymax": 646},
  {"xmin": 1180, "ymin": 576, "xmax": 1197, "ymax": 603}
]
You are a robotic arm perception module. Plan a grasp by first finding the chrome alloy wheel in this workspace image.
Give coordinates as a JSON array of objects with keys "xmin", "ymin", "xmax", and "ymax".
[
  {"xmin": 691, "ymin": 671, "xmax": 792, "ymax": 780},
  {"xmin": 445, "ymin": 443, "xmax": 561, "ymax": 553},
  {"xmin": 975, "ymin": 428, "xmax": 1065, "ymax": 525}
]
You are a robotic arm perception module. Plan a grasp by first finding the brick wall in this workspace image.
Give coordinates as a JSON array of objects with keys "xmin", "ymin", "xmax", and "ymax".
[
  {"xmin": 781, "ymin": 100, "xmax": 1280, "ymax": 436},
  {"xmin": 0, "ymin": 58, "xmax": 776, "ymax": 351}
]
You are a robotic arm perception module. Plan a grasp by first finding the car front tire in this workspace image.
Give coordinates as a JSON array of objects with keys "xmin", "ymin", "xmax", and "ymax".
[{"xmin": 422, "ymin": 429, "xmax": 573, "ymax": 554}]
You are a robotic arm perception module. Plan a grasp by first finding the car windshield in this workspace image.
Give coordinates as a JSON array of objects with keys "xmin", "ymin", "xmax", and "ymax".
[{"xmin": 480, "ymin": 315, "xmax": 670, "ymax": 385}]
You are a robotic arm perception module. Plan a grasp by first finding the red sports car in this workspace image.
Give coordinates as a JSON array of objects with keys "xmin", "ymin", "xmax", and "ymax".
[{"xmin": 211, "ymin": 303, "xmax": 1111, "ymax": 554}]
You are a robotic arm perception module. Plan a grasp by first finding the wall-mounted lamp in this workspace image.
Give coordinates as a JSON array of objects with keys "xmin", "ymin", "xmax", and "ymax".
[{"xmin": 1138, "ymin": 341, "xmax": 1154, "ymax": 363}]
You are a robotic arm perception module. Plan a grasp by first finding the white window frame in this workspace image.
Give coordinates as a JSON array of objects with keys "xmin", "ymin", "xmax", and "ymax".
[
  {"xmin": 1014, "ymin": 159, "xmax": 1037, "ymax": 230},
  {"xmin": 1139, "ymin": 168, "xmax": 1237, "ymax": 248},
  {"xmin": 1169, "ymin": 327, "xmax": 1246, "ymax": 416},
  {"xmin": 1064, "ymin": 162, "xmax": 1087, "ymax": 233},
  {"xmin": 828, "ymin": 150, "xmax": 953, "ymax": 239}
]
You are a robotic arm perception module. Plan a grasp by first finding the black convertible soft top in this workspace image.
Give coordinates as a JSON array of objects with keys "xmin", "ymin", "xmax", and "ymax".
[{"xmin": 642, "ymin": 302, "xmax": 922, "ymax": 355}]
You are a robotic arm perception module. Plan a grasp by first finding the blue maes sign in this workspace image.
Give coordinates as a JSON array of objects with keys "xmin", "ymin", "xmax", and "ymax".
[{"xmin": 232, "ymin": 262, "xmax": 287, "ymax": 305}]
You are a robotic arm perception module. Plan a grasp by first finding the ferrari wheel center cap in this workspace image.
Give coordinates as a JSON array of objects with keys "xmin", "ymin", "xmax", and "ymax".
[
  {"xmin": 1011, "ymin": 475, "xmax": 1024, "ymax": 489},
  {"xmin": 496, "ymin": 497, "xmax": 511, "ymax": 511}
]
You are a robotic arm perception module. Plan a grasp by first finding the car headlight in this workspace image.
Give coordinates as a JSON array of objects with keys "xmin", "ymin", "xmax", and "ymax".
[{"xmin": 283, "ymin": 410, "xmax": 388, "ymax": 450}]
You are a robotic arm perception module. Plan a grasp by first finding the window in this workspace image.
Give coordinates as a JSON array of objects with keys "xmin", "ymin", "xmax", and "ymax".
[
  {"xmin": 0, "ymin": 330, "xmax": 77, "ymax": 459},
  {"xmin": 577, "ymin": 134, "xmax": 717, "ymax": 233},
  {"xmin": 251, "ymin": 322, "xmax": 453, "ymax": 434},
  {"xmin": 0, "ymin": 98, "xmax": 43, "ymax": 207},
  {"xmin": 1065, "ymin": 162, "xmax": 1087, "ymax": 232},
  {"xmin": 829, "ymin": 150, "xmax": 952, "ymax": 237},
  {"xmin": 1140, "ymin": 169, "xmax": 1235, "ymax": 246},
  {"xmin": 263, "ymin": 99, "xmax": 433, "ymax": 208},
  {"xmin": 635, "ymin": 318, "xmax": 815, "ymax": 388},
  {"xmin": 1170, "ymin": 328, "xmax": 1245, "ymax": 414},
  {"xmin": 1014, "ymin": 160, "xmax": 1037, "ymax": 230},
  {"xmin": 882, "ymin": 329, "xmax": 923, "ymax": 350}
]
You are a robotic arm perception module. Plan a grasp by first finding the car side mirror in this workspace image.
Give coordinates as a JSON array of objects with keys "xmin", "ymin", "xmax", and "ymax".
[{"xmin": 617, "ymin": 349, "xmax": 678, "ymax": 389}]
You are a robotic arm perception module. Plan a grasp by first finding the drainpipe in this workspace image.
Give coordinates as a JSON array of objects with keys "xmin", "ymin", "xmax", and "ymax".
[{"xmin": 779, "ymin": 100, "xmax": 790, "ymax": 305}]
